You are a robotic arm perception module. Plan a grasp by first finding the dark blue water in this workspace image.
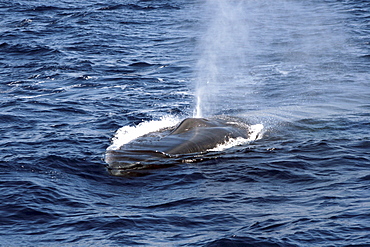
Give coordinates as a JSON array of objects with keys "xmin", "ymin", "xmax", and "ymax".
[{"xmin": 1, "ymin": 0, "xmax": 370, "ymax": 246}]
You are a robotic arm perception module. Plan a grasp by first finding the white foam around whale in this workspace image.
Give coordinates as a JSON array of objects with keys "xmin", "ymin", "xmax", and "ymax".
[
  {"xmin": 107, "ymin": 116, "xmax": 263, "ymax": 152},
  {"xmin": 107, "ymin": 115, "xmax": 180, "ymax": 151},
  {"xmin": 208, "ymin": 123, "xmax": 264, "ymax": 152}
]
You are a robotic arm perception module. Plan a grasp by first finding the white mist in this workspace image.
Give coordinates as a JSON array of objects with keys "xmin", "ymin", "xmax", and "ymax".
[{"xmin": 194, "ymin": 0, "xmax": 250, "ymax": 117}]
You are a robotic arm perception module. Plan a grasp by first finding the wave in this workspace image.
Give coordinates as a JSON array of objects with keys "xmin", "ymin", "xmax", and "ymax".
[{"xmin": 0, "ymin": 42, "xmax": 61, "ymax": 57}]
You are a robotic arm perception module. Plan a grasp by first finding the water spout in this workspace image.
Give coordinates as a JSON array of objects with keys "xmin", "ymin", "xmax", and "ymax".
[{"xmin": 194, "ymin": 0, "xmax": 249, "ymax": 117}]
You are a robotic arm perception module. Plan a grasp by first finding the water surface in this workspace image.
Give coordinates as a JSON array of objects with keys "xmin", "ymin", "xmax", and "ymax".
[{"xmin": 1, "ymin": 0, "xmax": 369, "ymax": 246}]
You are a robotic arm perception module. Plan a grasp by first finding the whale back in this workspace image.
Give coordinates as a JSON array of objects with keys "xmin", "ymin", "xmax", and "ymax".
[
  {"xmin": 105, "ymin": 117, "xmax": 249, "ymax": 175},
  {"xmin": 170, "ymin": 118, "xmax": 221, "ymax": 135},
  {"xmin": 165, "ymin": 118, "xmax": 248, "ymax": 154}
]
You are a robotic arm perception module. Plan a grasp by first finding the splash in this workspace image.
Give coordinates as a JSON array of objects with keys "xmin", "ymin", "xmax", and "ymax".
[
  {"xmin": 209, "ymin": 123, "xmax": 263, "ymax": 152},
  {"xmin": 106, "ymin": 115, "xmax": 179, "ymax": 151}
]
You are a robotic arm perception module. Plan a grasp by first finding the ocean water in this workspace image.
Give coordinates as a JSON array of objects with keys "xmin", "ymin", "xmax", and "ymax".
[{"xmin": 1, "ymin": 0, "xmax": 370, "ymax": 246}]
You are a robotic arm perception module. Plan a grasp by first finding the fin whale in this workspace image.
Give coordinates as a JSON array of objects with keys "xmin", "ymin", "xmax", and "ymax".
[
  {"xmin": 105, "ymin": 117, "xmax": 251, "ymax": 176},
  {"xmin": 164, "ymin": 118, "xmax": 248, "ymax": 154}
]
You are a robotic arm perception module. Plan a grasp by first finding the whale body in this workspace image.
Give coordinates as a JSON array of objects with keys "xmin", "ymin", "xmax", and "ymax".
[{"xmin": 105, "ymin": 117, "xmax": 251, "ymax": 176}]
